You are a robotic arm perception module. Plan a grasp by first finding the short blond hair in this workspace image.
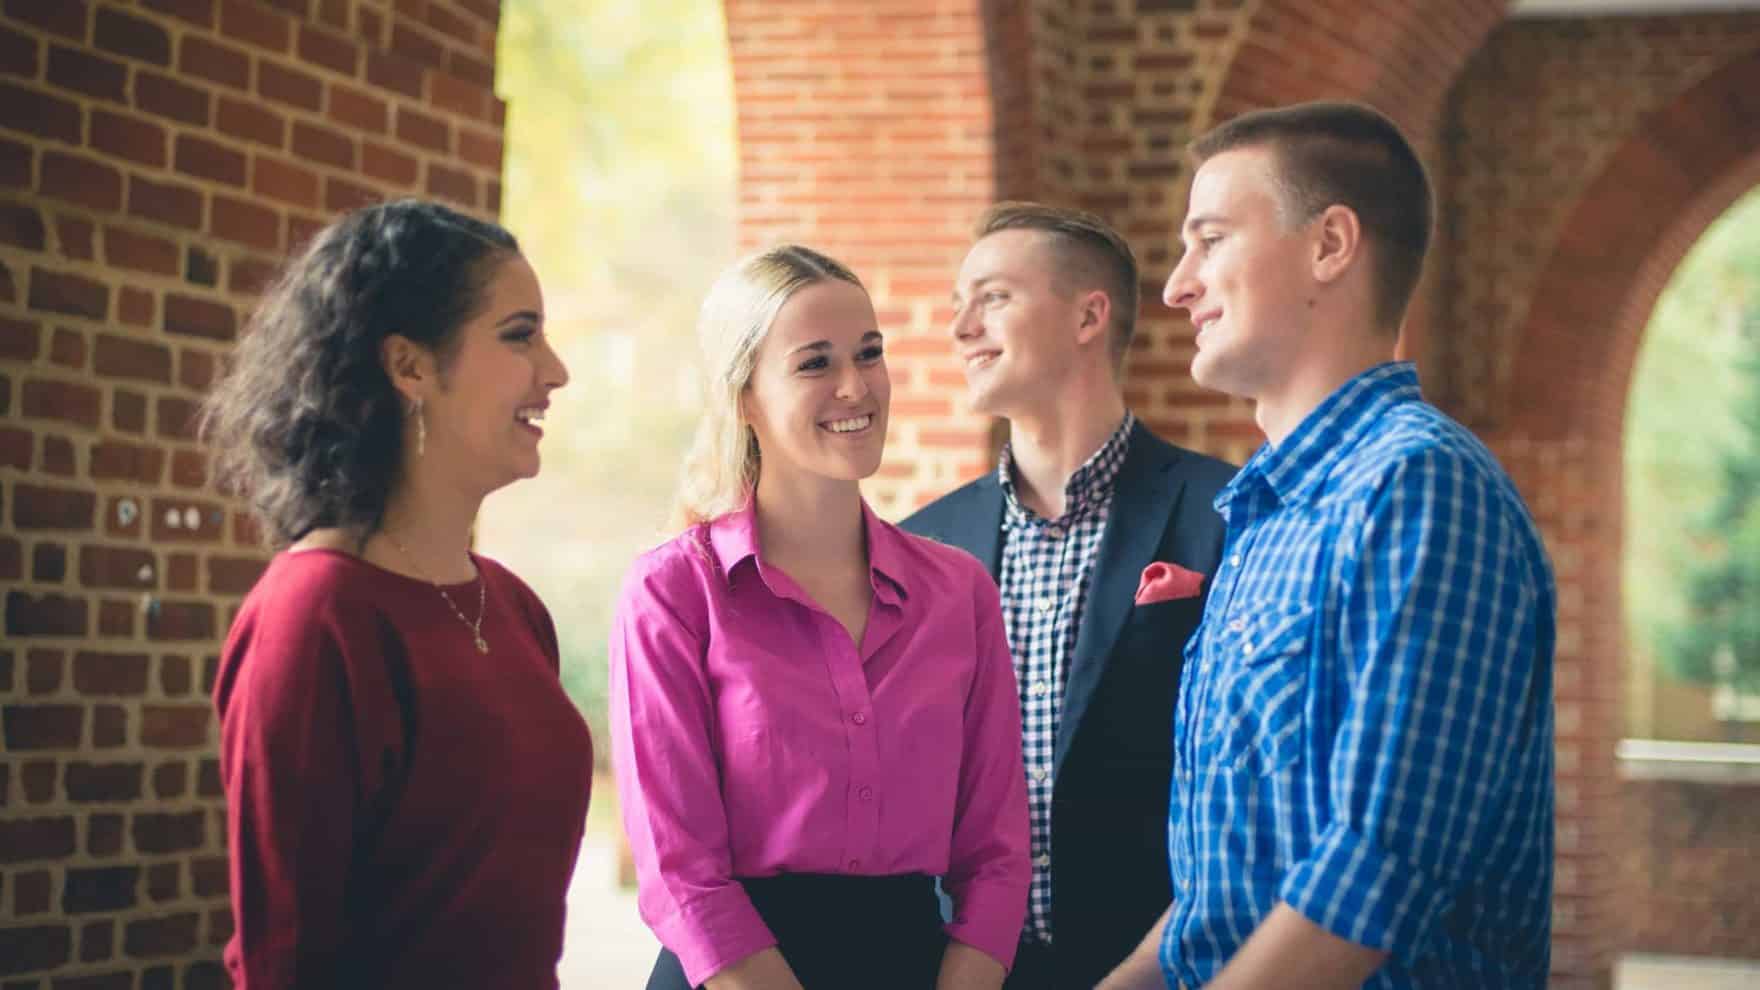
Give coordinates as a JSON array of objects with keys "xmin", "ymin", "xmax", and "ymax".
[
  {"xmin": 670, "ymin": 244, "xmax": 864, "ymax": 531},
  {"xmin": 978, "ymin": 201, "xmax": 1139, "ymax": 372}
]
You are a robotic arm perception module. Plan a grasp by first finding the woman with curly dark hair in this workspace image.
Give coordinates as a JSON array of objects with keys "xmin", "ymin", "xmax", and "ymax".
[{"xmin": 201, "ymin": 198, "xmax": 590, "ymax": 989}]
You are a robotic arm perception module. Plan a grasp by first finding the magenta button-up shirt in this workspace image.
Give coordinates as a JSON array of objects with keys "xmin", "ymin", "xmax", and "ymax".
[{"xmin": 609, "ymin": 501, "xmax": 1030, "ymax": 986}]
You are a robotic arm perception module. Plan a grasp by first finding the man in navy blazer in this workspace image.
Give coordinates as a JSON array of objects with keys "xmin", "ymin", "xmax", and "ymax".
[{"xmin": 903, "ymin": 202, "xmax": 1234, "ymax": 990}]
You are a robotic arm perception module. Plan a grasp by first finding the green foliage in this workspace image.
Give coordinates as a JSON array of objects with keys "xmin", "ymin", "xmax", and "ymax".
[
  {"xmin": 1627, "ymin": 187, "xmax": 1760, "ymax": 696},
  {"xmin": 481, "ymin": 0, "xmax": 737, "ymax": 755},
  {"xmin": 497, "ymin": 0, "xmax": 736, "ymax": 288},
  {"xmin": 1660, "ymin": 343, "xmax": 1760, "ymax": 694}
]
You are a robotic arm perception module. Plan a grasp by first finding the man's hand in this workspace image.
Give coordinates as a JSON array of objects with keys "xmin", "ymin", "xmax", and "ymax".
[
  {"xmin": 1095, "ymin": 905, "xmax": 1172, "ymax": 990},
  {"xmin": 1205, "ymin": 904, "xmax": 1387, "ymax": 990}
]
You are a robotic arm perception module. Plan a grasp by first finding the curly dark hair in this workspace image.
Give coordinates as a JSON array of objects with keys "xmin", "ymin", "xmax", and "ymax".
[{"xmin": 200, "ymin": 198, "xmax": 519, "ymax": 547}]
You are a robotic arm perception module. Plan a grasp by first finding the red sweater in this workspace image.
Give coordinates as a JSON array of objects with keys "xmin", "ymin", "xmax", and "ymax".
[{"xmin": 214, "ymin": 549, "xmax": 593, "ymax": 989}]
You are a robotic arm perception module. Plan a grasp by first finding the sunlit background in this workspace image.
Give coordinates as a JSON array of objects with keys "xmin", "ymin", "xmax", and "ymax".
[
  {"xmin": 482, "ymin": 0, "xmax": 735, "ymax": 748},
  {"xmin": 479, "ymin": 1, "xmax": 735, "ymax": 980}
]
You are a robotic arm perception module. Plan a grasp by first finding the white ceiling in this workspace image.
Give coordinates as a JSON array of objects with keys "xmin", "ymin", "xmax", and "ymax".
[{"xmin": 1511, "ymin": 0, "xmax": 1760, "ymax": 16}]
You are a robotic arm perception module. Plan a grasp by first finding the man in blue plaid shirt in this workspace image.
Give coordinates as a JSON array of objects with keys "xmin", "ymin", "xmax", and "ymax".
[{"xmin": 1101, "ymin": 102, "xmax": 1556, "ymax": 989}]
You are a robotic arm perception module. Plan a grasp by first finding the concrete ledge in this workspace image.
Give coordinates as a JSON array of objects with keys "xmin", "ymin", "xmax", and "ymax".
[
  {"xmin": 1617, "ymin": 953, "xmax": 1760, "ymax": 990},
  {"xmin": 1512, "ymin": 1, "xmax": 1760, "ymax": 19},
  {"xmin": 1617, "ymin": 739, "xmax": 1760, "ymax": 782}
]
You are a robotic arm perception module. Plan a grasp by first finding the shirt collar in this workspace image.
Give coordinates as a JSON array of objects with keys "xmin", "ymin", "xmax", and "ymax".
[
  {"xmin": 706, "ymin": 497, "xmax": 909, "ymax": 605},
  {"xmin": 998, "ymin": 411, "xmax": 1136, "ymax": 524},
  {"xmin": 1218, "ymin": 362, "xmax": 1422, "ymax": 512}
]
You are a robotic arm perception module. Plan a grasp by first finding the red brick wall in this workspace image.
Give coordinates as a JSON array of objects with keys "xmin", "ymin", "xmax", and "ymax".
[
  {"xmin": 1618, "ymin": 778, "xmax": 1760, "ymax": 958},
  {"xmin": 724, "ymin": 0, "xmax": 1004, "ymax": 516},
  {"xmin": 1, "ymin": 1, "xmax": 505, "ymax": 985},
  {"xmin": 1440, "ymin": 17, "xmax": 1760, "ymax": 431},
  {"xmin": 1039, "ymin": 0, "xmax": 1263, "ymax": 460},
  {"xmin": 979, "ymin": 0, "xmax": 1035, "ymax": 203}
]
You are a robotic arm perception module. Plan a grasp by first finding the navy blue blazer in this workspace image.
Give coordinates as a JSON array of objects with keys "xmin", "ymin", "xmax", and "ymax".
[{"xmin": 902, "ymin": 420, "xmax": 1234, "ymax": 988}]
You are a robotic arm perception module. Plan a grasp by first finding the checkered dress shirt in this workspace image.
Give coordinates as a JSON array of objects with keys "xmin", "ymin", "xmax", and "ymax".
[{"xmin": 996, "ymin": 412, "xmax": 1135, "ymax": 945}]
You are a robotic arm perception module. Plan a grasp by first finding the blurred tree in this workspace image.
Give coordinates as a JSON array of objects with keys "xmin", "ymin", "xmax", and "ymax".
[
  {"xmin": 483, "ymin": 0, "xmax": 737, "ymax": 755},
  {"xmin": 1657, "ymin": 277, "xmax": 1760, "ymax": 693},
  {"xmin": 1625, "ymin": 188, "xmax": 1760, "ymax": 728}
]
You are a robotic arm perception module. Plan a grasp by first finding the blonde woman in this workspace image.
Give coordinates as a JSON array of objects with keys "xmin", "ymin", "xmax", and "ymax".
[{"xmin": 610, "ymin": 246, "xmax": 1029, "ymax": 990}]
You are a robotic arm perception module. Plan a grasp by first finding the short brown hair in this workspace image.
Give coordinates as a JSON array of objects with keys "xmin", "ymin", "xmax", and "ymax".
[
  {"xmin": 977, "ymin": 201, "xmax": 1139, "ymax": 371},
  {"xmin": 1190, "ymin": 101, "xmax": 1432, "ymax": 331}
]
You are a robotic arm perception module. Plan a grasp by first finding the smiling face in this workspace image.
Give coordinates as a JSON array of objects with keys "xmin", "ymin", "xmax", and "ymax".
[
  {"xmin": 741, "ymin": 277, "xmax": 890, "ymax": 487},
  {"xmin": 1163, "ymin": 146, "xmax": 1320, "ymax": 402},
  {"xmin": 409, "ymin": 253, "xmax": 569, "ymax": 495},
  {"xmin": 948, "ymin": 228, "xmax": 1092, "ymax": 417}
]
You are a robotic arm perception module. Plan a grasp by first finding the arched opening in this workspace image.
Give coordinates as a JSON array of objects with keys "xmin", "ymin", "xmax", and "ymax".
[
  {"xmin": 1623, "ymin": 187, "xmax": 1760, "ymax": 746},
  {"xmin": 1495, "ymin": 44, "xmax": 1760, "ymax": 985}
]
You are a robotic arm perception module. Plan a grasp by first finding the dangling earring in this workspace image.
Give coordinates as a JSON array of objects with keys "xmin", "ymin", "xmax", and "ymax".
[{"xmin": 412, "ymin": 397, "xmax": 426, "ymax": 457}]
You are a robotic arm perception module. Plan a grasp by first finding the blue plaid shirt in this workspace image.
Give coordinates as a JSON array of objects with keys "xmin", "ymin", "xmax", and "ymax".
[{"xmin": 1163, "ymin": 363, "xmax": 1555, "ymax": 989}]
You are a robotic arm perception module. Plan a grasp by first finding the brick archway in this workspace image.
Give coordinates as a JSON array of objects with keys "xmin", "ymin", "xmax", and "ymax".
[
  {"xmin": 1209, "ymin": 0, "xmax": 1509, "ymax": 136},
  {"xmin": 1493, "ymin": 45, "xmax": 1760, "ymax": 989},
  {"xmin": 1507, "ymin": 47, "xmax": 1760, "ymax": 439}
]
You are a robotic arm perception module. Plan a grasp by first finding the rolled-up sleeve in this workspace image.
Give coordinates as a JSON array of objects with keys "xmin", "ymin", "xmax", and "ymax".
[
  {"xmin": 941, "ymin": 566, "xmax": 1031, "ymax": 970},
  {"xmin": 1279, "ymin": 448, "xmax": 1551, "ymax": 962},
  {"xmin": 609, "ymin": 554, "xmax": 776, "ymax": 985}
]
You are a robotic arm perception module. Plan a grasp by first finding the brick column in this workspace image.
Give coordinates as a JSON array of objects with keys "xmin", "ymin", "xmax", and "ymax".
[
  {"xmin": 723, "ymin": 0, "xmax": 1003, "ymax": 514},
  {"xmin": 1, "ymin": 1, "xmax": 507, "ymax": 986}
]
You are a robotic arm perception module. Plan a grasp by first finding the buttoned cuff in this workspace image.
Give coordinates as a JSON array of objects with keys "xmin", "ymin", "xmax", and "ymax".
[
  {"xmin": 1279, "ymin": 823, "xmax": 1449, "ymax": 963},
  {"xmin": 944, "ymin": 880, "xmax": 1026, "ymax": 972},
  {"xmin": 652, "ymin": 882, "xmax": 777, "ymax": 987}
]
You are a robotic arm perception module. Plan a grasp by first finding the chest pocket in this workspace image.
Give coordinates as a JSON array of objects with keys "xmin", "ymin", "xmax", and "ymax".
[{"xmin": 1206, "ymin": 600, "xmax": 1313, "ymax": 776}]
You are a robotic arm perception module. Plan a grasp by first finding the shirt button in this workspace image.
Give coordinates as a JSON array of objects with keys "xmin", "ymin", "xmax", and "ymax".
[
  {"xmin": 1034, "ymin": 853, "xmax": 1051, "ymax": 868},
  {"xmin": 1032, "ymin": 767, "xmax": 1049, "ymax": 783},
  {"xmin": 1228, "ymin": 617, "xmax": 1247, "ymax": 632},
  {"xmin": 858, "ymin": 785, "xmax": 874, "ymax": 801},
  {"xmin": 1242, "ymin": 640, "xmax": 1254, "ymax": 656},
  {"xmin": 1037, "ymin": 597, "xmax": 1055, "ymax": 615},
  {"xmin": 1230, "ymin": 553, "xmax": 1242, "ymax": 567},
  {"xmin": 1030, "ymin": 680, "xmax": 1049, "ymax": 697},
  {"xmin": 850, "ymin": 712, "xmax": 866, "ymax": 726},
  {"xmin": 1047, "ymin": 526, "xmax": 1064, "ymax": 540}
]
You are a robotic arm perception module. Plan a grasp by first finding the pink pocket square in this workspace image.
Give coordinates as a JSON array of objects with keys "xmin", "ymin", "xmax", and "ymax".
[{"xmin": 1135, "ymin": 561, "xmax": 1205, "ymax": 605}]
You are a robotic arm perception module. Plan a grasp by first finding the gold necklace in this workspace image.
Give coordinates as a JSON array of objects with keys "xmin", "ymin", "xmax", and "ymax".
[{"xmin": 382, "ymin": 532, "xmax": 489, "ymax": 654}]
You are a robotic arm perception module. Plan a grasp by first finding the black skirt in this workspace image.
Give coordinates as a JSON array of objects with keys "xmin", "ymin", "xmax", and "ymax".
[{"xmin": 645, "ymin": 873, "xmax": 947, "ymax": 990}]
